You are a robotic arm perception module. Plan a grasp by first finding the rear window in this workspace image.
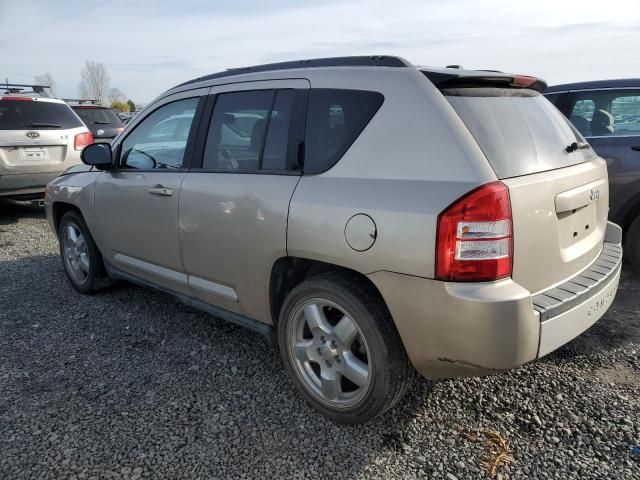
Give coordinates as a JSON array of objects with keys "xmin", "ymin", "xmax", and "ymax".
[
  {"xmin": 0, "ymin": 100, "xmax": 83, "ymax": 130},
  {"xmin": 73, "ymin": 107, "xmax": 123, "ymax": 127},
  {"xmin": 444, "ymin": 88, "xmax": 596, "ymax": 179},
  {"xmin": 304, "ymin": 89, "xmax": 384, "ymax": 174}
]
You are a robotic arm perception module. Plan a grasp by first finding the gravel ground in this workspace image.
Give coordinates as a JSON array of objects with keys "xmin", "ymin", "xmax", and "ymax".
[{"xmin": 1, "ymin": 199, "xmax": 639, "ymax": 480}]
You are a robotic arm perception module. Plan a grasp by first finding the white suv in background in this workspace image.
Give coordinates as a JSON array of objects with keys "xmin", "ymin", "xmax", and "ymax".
[{"xmin": 0, "ymin": 84, "xmax": 92, "ymax": 200}]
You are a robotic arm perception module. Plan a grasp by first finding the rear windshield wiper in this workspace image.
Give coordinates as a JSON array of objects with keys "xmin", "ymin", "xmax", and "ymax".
[
  {"xmin": 29, "ymin": 122, "xmax": 61, "ymax": 128},
  {"xmin": 565, "ymin": 142, "xmax": 591, "ymax": 153},
  {"xmin": 94, "ymin": 121, "xmax": 110, "ymax": 125}
]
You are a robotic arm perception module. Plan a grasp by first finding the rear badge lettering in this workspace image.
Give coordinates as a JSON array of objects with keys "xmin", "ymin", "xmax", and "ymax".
[
  {"xmin": 587, "ymin": 286, "xmax": 616, "ymax": 316},
  {"xmin": 25, "ymin": 131, "xmax": 39, "ymax": 139},
  {"xmin": 590, "ymin": 189, "xmax": 600, "ymax": 201}
]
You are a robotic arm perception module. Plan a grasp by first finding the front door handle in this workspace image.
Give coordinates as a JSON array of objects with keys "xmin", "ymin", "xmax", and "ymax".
[
  {"xmin": 631, "ymin": 145, "xmax": 640, "ymax": 152},
  {"xmin": 147, "ymin": 186, "xmax": 173, "ymax": 196}
]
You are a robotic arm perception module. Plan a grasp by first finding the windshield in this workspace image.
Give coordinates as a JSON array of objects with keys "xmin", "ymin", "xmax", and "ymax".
[
  {"xmin": 73, "ymin": 107, "xmax": 123, "ymax": 126},
  {"xmin": 0, "ymin": 100, "xmax": 84, "ymax": 130},
  {"xmin": 444, "ymin": 88, "xmax": 596, "ymax": 179}
]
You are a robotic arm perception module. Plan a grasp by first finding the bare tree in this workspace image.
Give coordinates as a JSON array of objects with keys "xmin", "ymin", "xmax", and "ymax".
[
  {"xmin": 34, "ymin": 72, "xmax": 56, "ymax": 97},
  {"xmin": 108, "ymin": 87, "xmax": 126, "ymax": 104},
  {"xmin": 78, "ymin": 60, "xmax": 110, "ymax": 103}
]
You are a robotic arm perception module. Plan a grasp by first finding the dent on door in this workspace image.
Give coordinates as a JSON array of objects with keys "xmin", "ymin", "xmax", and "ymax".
[{"xmin": 178, "ymin": 173, "xmax": 300, "ymax": 323}]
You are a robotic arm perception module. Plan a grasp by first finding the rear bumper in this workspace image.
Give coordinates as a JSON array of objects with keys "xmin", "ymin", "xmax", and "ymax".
[
  {"xmin": 0, "ymin": 171, "xmax": 62, "ymax": 198},
  {"xmin": 368, "ymin": 221, "xmax": 623, "ymax": 379},
  {"xmin": 535, "ymin": 241, "xmax": 622, "ymax": 356}
]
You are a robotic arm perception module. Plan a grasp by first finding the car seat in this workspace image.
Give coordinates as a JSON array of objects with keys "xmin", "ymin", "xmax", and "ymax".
[{"xmin": 590, "ymin": 109, "xmax": 614, "ymax": 136}]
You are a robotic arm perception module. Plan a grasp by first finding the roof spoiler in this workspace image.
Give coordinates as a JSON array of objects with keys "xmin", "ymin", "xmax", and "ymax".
[
  {"xmin": 1, "ymin": 82, "xmax": 51, "ymax": 96},
  {"xmin": 422, "ymin": 71, "xmax": 547, "ymax": 93}
]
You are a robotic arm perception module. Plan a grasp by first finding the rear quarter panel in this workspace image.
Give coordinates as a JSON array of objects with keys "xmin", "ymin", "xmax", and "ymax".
[{"xmin": 288, "ymin": 69, "xmax": 496, "ymax": 277}]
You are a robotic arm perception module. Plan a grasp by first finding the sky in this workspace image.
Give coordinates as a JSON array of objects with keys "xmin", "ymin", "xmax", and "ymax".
[{"xmin": 1, "ymin": 0, "xmax": 639, "ymax": 104}]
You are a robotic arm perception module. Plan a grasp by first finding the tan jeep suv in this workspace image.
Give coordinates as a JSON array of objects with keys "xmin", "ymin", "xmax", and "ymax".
[{"xmin": 45, "ymin": 56, "xmax": 623, "ymax": 423}]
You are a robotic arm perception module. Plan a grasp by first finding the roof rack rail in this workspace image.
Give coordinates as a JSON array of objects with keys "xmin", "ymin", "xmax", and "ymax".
[
  {"xmin": 2, "ymin": 82, "xmax": 51, "ymax": 96},
  {"xmin": 174, "ymin": 55, "xmax": 413, "ymax": 89},
  {"xmin": 64, "ymin": 98, "xmax": 102, "ymax": 105}
]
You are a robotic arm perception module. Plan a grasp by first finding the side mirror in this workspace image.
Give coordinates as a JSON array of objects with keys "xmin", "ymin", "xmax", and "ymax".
[{"xmin": 81, "ymin": 143, "xmax": 113, "ymax": 170}]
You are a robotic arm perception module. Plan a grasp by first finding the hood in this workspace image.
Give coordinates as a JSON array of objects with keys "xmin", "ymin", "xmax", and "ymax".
[{"xmin": 60, "ymin": 163, "xmax": 95, "ymax": 176}]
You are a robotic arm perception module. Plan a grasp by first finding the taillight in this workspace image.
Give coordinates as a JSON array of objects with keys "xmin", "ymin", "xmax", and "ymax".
[
  {"xmin": 116, "ymin": 127, "xmax": 124, "ymax": 134},
  {"xmin": 0, "ymin": 96, "xmax": 33, "ymax": 101},
  {"xmin": 74, "ymin": 132, "xmax": 93, "ymax": 150},
  {"xmin": 435, "ymin": 181, "xmax": 513, "ymax": 282}
]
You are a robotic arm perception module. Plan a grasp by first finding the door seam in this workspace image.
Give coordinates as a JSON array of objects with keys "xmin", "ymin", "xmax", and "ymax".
[
  {"xmin": 176, "ymin": 173, "xmax": 190, "ymax": 288},
  {"xmin": 285, "ymin": 175, "xmax": 303, "ymax": 255}
]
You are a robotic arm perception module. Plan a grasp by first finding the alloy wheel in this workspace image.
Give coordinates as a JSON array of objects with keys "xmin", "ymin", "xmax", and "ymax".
[
  {"xmin": 287, "ymin": 298, "xmax": 372, "ymax": 408},
  {"xmin": 62, "ymin": 222, "xmax": 90, "ymax": 285}
]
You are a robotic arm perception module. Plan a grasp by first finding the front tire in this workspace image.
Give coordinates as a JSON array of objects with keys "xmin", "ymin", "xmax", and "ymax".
[
  {"xmin": 627, "ymin": 214, "xmax": 640, "ymax": 273},
  {"xmin": 278, "ymin": 272, "xmax": 414, "ymax": 424},
  {"xmin": 58, "ymin": 210, "xmax": 111, "ymax": 294}
]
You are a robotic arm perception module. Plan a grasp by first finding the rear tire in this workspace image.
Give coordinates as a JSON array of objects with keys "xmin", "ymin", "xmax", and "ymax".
[
  {"xmin": 626, "ymin": 214, "xmax": 640, "ymax": 273},
  {"xmin": 278, "ymin": 272, "xmax": 414, "ymax": 424},
  {"xmin": 58, "ymin": 210, "xmax": 112, "ymax": 294}
]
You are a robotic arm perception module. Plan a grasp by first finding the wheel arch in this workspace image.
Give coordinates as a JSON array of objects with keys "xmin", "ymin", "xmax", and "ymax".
[
  {"xmin": 51, "ymin": 201, "xmax": 83, "ymax": 236},
  {"xmin": 269, "ymin": 256, "xmax": 389, "ymax": 327}
]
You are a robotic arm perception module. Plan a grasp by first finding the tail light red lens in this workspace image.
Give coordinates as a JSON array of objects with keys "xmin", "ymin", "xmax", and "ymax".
[
  {"xmin": 435, "ymin": 181, "xmax": 513, "ymax": 282},
  {"xmin": 0, "ymin": 96, "xmax": 33, "ymax": 101},
  {"xmin": 512, "ymin": 75, "xmax": 538, "ymax": 87},
  {"xmin": 74, "ymin": 132, "xmax": 93, "ymax": 151}
]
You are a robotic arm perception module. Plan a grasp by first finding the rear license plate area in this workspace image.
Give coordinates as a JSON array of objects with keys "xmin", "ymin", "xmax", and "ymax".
[{"xmin": 20, "ymin": 147, "xmax": 49, "ymax": 162}]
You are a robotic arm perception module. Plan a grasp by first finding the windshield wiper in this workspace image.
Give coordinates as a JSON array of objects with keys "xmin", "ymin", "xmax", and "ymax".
[
  {"xmin": 29, "ymin": 122, "xmax": 61, "ymax": 128},
  {"xmin": 565, "ymin": 142, "xmax": 591, "ymax": 153},
  {"xmin": 94, "ymin": 121, "xmax": 110, "ymax": 125}
]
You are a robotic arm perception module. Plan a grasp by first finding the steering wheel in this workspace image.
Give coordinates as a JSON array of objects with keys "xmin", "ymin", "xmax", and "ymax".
[
  {"xmin": 126, "ymin": 148, "xmax": 157, "ymax": 169},
  {"xmin": 219, "ymin": 148, "xmax": 239, "ymax": 169}
]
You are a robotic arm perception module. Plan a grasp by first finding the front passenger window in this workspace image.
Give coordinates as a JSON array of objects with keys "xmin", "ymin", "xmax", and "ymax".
[{"xmin": 121, "ymin": 98, "xmax": 199, "ymax": 169}]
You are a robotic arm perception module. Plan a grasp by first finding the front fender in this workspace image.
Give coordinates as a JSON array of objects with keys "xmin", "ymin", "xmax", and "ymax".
[{"xmin": 45, "ymin": 171, "xmax": 100, "ymax": 238}]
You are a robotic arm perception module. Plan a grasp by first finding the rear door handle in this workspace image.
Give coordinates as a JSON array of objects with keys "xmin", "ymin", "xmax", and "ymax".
[
  {"xmin": 147, "ymin": 187, "xmax": 173, "ymax": 196},
  {"xmin": 631, "ymin": 145, "xmax": 640, "ymax": 152}
]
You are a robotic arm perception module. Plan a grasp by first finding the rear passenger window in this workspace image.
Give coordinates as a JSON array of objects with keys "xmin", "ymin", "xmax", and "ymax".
[
  {"xmin": 202, "ymin": 89, "xmax": 305, "ymax": 172},
  {"xmin": 262, "ymin": 90, "xmax": 296, "ymax": 171},
  {"xmin": 203, "ymin": 90, "xmax": 272, "ymax": 171},
  {"xmin": 303, "ymin": 89, "xmax": 384, "ymax": 174}
]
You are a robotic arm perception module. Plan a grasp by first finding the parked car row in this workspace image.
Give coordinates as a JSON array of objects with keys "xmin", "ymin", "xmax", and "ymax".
[
  {"xmin": 0, "ymin": 88, "xmax": 125, "ymax": 200},
  {"xmin": 64, "ymin": 99, "xmax": 125, "ymax": 143},
  {"xmin": 0, "ymin": 85, "xmax": 93, "ymax": 200},
  {"xmin": 42, "ymin": 56, "xmax": 626, "ymax": 424},
  {"xmin": 118, "ymin": 110, "xmax": 141, "ymax": 124}
]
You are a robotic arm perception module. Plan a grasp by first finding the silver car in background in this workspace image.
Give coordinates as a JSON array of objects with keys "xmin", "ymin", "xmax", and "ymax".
[
  {"xmin": 44, "ymin": 56, "xmax": 622, "ymax": 424},
  {"xmin": 0, "ymin": 84, "xmax": 92, "ymax": 199}
]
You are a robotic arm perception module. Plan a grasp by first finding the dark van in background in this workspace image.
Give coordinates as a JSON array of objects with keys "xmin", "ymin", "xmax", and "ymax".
[
  {"xmin": 67, "ymin": 100, "xmax": 124, "ymax": 143},
  {"xmin": 545, "ymin": 79, "xmax": 640, "ymax": 272}
]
